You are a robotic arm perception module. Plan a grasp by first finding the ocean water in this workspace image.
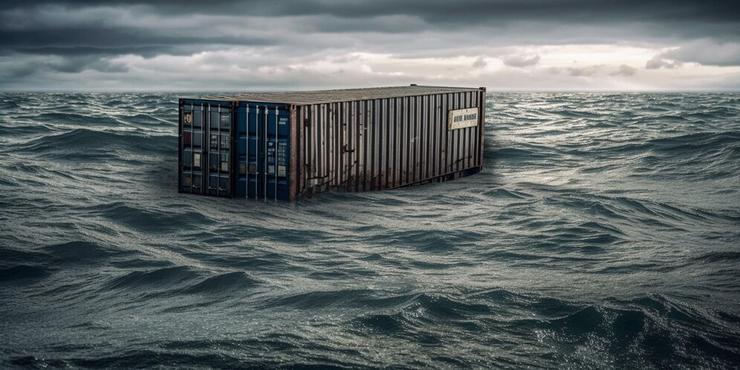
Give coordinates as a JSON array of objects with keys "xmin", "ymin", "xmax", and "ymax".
[{"xmin": 0, "ymin": 92, "xmax": 739, "ymax": 369}]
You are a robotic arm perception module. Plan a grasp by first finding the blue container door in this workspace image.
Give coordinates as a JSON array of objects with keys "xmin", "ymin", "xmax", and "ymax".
[{"xmin": 236, "ymin": 103, "xmax": 290, "ymax": 201}]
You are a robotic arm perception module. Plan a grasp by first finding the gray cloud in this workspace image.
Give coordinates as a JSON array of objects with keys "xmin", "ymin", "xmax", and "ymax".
[
  {"xmin": 472, "ymin": 57, "xmax": 487, "ymax": 69},
  {"xmin": 611, "ymin": 64, "xmax": 637, "ymax": 76},
  {"xmin": 566, "ymin": 65, "xmax": 604, "ymax": 77},
  {"xmin": 659, "ymin": 40, "xmax": 740, "ymax": 67},
  {"xmin": 3, "ymin": 2, "xmax": 739, "ymax": 51},
  {"xmin": 646, "ymin": 55, "xmax": 681, "ymax": 69},
  {"xmin": 5, "ymin": 1, "xmax": 739, "ymax": 26},
  {"xmin": 0, "ymin": 1, "xmax": 739, "ymax": 90},
  {"xmin": 548, "ymin": 64, "xmax": 637, "ymax": 78},
  {"xmin": 502, "ymin": 54, "xmax": 540, "ymax": 68}
]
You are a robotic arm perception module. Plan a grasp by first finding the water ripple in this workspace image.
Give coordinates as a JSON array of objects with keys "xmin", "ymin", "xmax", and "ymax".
[{"xmin": 0, "ymin": 92, "xmax": 738, "ymax": 368}]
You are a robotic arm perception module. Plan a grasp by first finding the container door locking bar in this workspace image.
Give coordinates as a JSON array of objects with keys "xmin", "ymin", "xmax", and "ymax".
[
  {"xmin": 274, "ymin": 106, "xmax": 279, "ymax": 202},
  {"xmin": 249, "ymin": 105, "xmax": 251, "ymax": 199}
]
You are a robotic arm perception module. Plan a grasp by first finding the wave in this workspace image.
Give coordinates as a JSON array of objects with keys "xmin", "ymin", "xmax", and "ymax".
[
  {"xmin": 28, "ymin": 112, "xmax": 121, "ymax": 126},
  {"xmin": 0, "ymin": 123, "xmax": 52, "ymax": 136},
  {"xmin": 89, "ymin": 201, "xmax": 214, "ymax": 233},
  {"xmin": 41, "ymin": 240, "xmax": 132, "ymax": 264},
  {"xmin": 0, "ymin": 92, "xmax": 738, "ymax": 369},
  {"xmin": 689, "ymin": 251, "xmax": 740, "ymax": 264},
  {"xmin": 104, "ymin": 266, "xmax": 201, "ymax": 290},
  {"xmin": 102, "ymin": 266, "xmax": 261, "ymax": 300},
  {"xmin": 13, "ymin": 128, "xmax": 173, "ymax": 157},
  {"xmin": 648, "ymin": 131, "xmax": 740, "ymax": 154},
  {"xmin": 178, "ymin": 271, "xmax": 261, "ymax": 295},
  {"xmin": 0, "ymin": 264, "xmax": 51, "ymax": 282}
]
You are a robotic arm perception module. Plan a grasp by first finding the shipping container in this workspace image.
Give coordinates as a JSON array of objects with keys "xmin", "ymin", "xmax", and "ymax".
[{"xmin": 178, "ymin": 85, "xmax": 487, "ymax": 201}]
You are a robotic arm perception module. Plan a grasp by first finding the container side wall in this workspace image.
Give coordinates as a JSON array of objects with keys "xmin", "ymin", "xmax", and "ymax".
[{"xmin": 295, "ymin": 89, "xmax": 485, "ymax": 198}]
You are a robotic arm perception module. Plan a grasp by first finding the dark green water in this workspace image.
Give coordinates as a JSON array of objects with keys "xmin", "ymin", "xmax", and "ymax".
[{"xmin": 0, "ymin": 92, "xmax": 739, "ymax": 368}]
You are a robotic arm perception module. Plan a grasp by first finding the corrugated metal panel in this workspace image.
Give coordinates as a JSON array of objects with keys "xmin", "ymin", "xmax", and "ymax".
[
  {"xmin": 203, "ymin": 85, "xmax": 480, "ymax": 104},
  {"xmin": 292, "ymin": 87, "xmax": 486, "ymax": 198},
  {"xmin": 179, "ymin": 85, "xmax": 486, "ymax": 201}
]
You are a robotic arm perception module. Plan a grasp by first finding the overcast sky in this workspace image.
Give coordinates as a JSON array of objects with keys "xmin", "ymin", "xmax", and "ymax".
[{"xmin": 1, "ymin": 0, "xmax": 739, "ymax": 91}]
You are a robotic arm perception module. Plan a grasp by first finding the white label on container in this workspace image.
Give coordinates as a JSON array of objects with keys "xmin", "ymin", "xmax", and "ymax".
[{"xmin": 448, "ymin": 108, "xmax": 479, "ymax": 130}]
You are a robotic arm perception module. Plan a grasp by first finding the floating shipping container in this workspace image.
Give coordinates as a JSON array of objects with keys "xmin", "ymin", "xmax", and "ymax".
[{"xmin": 178, "ymin": 85, "xmax": 487, "ymax": 201}]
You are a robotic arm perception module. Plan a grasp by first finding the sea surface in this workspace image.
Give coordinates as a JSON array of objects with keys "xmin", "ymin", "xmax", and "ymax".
[{"xmin": 0, "ymin": 92, "xmax": 739, "ymax": 369}]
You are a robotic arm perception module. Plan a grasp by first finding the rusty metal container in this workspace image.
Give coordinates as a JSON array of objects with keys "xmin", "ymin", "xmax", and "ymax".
[{"xmin": 178, "ymin": 85, "xmax": 487, "ymax": 201}]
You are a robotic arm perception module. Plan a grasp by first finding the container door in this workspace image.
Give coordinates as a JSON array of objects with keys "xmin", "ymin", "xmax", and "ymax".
[
  {"xmin": 180, "ymin": 101, "xmax": 205, "ymax": 194},
  {"xmin": 236, "ymin": 103, "xmax": 290, "ymax": 201},
  {"xmin": 205, "ymin": 103, "xmax": 233, "ymax": 197}
]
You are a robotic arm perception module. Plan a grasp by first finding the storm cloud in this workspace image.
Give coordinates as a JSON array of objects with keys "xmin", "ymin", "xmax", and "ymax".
[
  {"xmin": 503, "ymin": 55, "xmax": 541, "ymax": 68},
  {"xmin": 1, "ymin": 0, "xmax": 739, "ymax": 90}
]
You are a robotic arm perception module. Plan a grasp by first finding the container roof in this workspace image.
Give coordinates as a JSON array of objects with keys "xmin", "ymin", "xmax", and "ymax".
[{"xmin": 200, "ymin": 85, "xmax": 483, "ymax": 105}]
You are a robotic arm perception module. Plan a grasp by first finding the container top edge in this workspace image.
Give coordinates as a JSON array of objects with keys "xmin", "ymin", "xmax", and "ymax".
[{"xmin": 179, "ymin": 85, "xmax": 485, "ymax": 105}]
